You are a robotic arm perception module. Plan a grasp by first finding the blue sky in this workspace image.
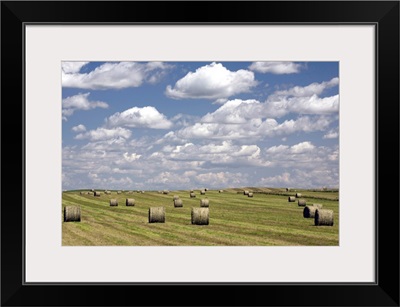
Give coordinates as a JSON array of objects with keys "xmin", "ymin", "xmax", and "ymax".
[{"xmin": 62, "ymin": 61, "xmax": 339, "ymax": 191}]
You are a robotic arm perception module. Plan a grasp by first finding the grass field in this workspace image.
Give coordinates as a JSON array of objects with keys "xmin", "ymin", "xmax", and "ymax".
[{"xmin": 62, "ymin": 188, "xmax": 339, "ymax": 246}]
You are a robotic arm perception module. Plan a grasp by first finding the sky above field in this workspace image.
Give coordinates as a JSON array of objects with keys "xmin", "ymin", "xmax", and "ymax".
[{"xmin": 62, "ymin": 61, "xmax": 339, "ymax": 191}]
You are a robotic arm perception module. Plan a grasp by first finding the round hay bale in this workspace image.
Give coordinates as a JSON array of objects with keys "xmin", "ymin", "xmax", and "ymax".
[
  {"xmin": 173, "ymin": 195, "xmax": 180, "ymax": 200},
  {"xmin": 200, "ymin": 190, "xmax": 206, "ymax": 195},
  {"xmin": 162, "ymin": 190, "xmax": 169, "ymax": 195},
  {"xmin": 200, "ymin": 198, "xmax": 209, "ymax": 207},
  {"xmin": 117, "ymin": 191, "xmax": 121, "ymax": 194},
  {"xmin": 303, "ymin": 205, "xmax": 318, "ymax": 218},
  {"xmin": 295, "ymin": 193, "xmax": 302, "ymax": 198},
  {"xmin": 126, "ymin": 198, "xmax": 135, "ymax": 206},
  {"xmin": 219, "ymin": 190, "xmax": 223, "ymax": 193},
  {"xmin": 312, "ymin": 203, "xmax": 323, "ymax": 209},
  {"xmin": 174, "ymin": 198, "xmax": 183, "ymax": 208},
  {"xmin": 190, "ymin": 192, "xmax": 196, "ymax": 198},
  {"xmin": 286, "ymin": 188, "xmax": 290, "ymax": 192},
  {"xmin": 191, "ymin": 207, "xmax": 209, "ymax": 225},
  {"xmin": 243, "ymin": 190, "xmax": 249, "ymax": 195},
  {"xmin": 80, "ymin": 191, "xmax": 83, "ymax": 195},
  {"xmin": 204, "ymin": 188, "xmax": 208, "ymax": 191},
  {"xmin": 298, "ymin": 199, "xmax": 306, "ymax": 206},
  {"xmin": 110, "ymin": 199, "xmax": 118, "ymax": 206},
  {"xmin": 64, "ymin": 206, "xmax": 81, "ymax": 222},
  {"xmin": 94, "ymin": 191, "xmax": 101, "ymax": 197},
  {"xmin": 190, "ymin": 189, "xmax": 194, "ymax": 193},
  {"xmin": 314, "ymin": 209, "xmax": 334, "ymax": 226},
  {"xmin": 288, "ymin": 196, "xmax": 296, "ymax": 202},
  {"xmin": 148, "ymin": 207, "xmax": 165, "ymax": 223},
  {"xmin": 248, "ymin": 192, "xmax": 254, "ymax": 197},
  {"xmin": 91, "ymin": 189, "xmax": 94, "ymax": 192}
]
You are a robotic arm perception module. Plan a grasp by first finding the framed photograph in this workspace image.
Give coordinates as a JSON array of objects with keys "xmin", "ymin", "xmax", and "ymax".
[{"xmin": 1, "ymin": 1, "xmax": 399, "ymax": 306}]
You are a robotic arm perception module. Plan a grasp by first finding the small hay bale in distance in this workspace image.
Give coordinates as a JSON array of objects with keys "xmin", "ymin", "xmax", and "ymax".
[
  {"xmin": 248, "ymin": 192, "xmax": 254, "ymax": 197},
  {"xmin": 94, "ymin": 191, "xmax": 101, "ymax": 197},
  {"xmin": 190, "ymin": 192, "xmax": 196, "ymax": 198},
  {"xmin": 200, "ymin": 190, "xmax": 206, "ymax": 195},
  {"xmin": 243, "ymin": 190, "xmax": 249, "ymax": 195},
  {"xmin": 190, "ymin": 189, "xmax": 194, "ymax": 193},
  {"xmin": 174, "ymin": 198, "xmax": 183, "ymax": 208},
  {"xmin": 64, "ymin": 206, "xmax": 81, "ymax": 222},
  {"xmin": 117, "ymin": 191, "xmax": 121, "ymax": 194},
  {"xmin": 314, "ymin": 209, "xmax": 334, "ymax": 226},
  {"xmin": 288, "ymin": 196, "xmax": 296, "ymax": 202},
  {"xmin": 126, "ymin": 198, "xmax": 135, "ymax": 206},
  {"xmin": 219, "ymin": 190, "xmax": 223, "ymax": 193},
  {"xmin": 91, "ymin": 189, "xmax": 95, "ymax": 192},
  {"xmin": 148, "ymin": 207, "xmax": 166, "ymax": 223},
  {"xmin": 200, "ymin": 198, "xmax": 209, "ymax": 207},
  {"xmin": 110, "ymin": 199, "xmax": 118, "ymax": 206},
  {"xmin": 295, "ymin": 193, "xmax": 302, "ymax": 198},
  {"xmin": 173, "ymin": 195, "xmax": 180, "ymax": 200},
  {"xmin": 303, "ymin": 205, "xmax": 318, "ymax": 218},
  {"xmin": 162, "ymin": 190, "xmax": 169, "ymax": 195},
  {"xmin": 298, "ymin": 199, "xmax": 306, "ymax": 206},
  {"xmin": 204, "ymin": 188, "xmax": 208, "ymax": 191},
  {"xmin": 191, "ymin": 207, "xmax": 209, "ymax": 225},
  {"xmin": 286, "ymin": 188, "xmax": 290, "ymax": 192}
]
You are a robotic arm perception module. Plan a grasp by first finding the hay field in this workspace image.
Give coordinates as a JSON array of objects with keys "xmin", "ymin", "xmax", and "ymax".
[{"xmin": 62, "ymin": 188, "xmax": 339, "ymax": 246}]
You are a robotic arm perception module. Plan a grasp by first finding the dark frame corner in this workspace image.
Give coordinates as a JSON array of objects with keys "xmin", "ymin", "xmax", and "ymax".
[{"xmin": 1, "ymin": 1, "xmax": 399, "ymax": 306}]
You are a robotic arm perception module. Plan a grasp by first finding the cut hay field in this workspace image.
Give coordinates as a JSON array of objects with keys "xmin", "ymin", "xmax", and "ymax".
[{"xmin": 62, "ymin": 188, "xmax": 339, "ymax": 246}]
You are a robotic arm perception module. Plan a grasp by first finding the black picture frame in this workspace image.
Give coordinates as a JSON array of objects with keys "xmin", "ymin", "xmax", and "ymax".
[{"xmin": 1, "ymin": 1, "xmax": 399, "ymax": 306}]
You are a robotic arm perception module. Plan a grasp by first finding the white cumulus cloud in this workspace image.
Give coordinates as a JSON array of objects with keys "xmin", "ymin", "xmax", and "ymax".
[
  {"xmin": 106, "ymin": 106, "xmax": 173, "ymax": 129},
  {"xmin": 62, "ymin": 61, "xmax": 171, "ymax": 90},
  {"xmin": 71, "ymin": 124, "xmax": 86, "ymax": 132},
  {"xmin": 249, "ymin": 62, "xmax": 302, "ymax": 74},
  {"xmin": 165, "ymin": 62, "xmax": 257, "ymax": 100},
  {"xmin": 323, "ymin": 129, "xmax": 339, "ymax": 139},
  {"xmin": 75, "ymin": 127, "xmax": 131, "ymax": 141},
  {"xmin": 273, "ymin": 77, "xmax": 339, "ymax": 97},
  {"xmin": 62, "ymin": 93, "xmax": 108, "ymax": 117}
]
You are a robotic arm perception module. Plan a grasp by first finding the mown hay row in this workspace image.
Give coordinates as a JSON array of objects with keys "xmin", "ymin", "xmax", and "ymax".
[
  {"xmin": 191, "ymin": 207, "xmax": 209, "ymax": 225},
  {"xmin": 64, "ymin": 206, "xmax": 81, "ymax": 222},
  {"xmin": 149, "ymin": 207, "xmax": 166, "ymax": 223}
]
